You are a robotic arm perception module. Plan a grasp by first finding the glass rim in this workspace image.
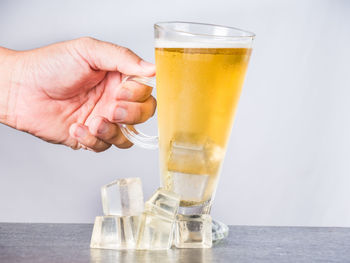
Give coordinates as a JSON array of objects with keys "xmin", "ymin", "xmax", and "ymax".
[{"xmin": 154, "ymin": 21, "xmax": 255, "ymax": 39}]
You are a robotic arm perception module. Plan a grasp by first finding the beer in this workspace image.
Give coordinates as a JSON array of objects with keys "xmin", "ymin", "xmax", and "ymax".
[{"xmin": 155, "ymin": 46, "xmax": 252, "ymax": 207}]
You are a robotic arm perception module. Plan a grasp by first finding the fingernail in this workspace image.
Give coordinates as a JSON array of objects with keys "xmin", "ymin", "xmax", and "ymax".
[
  {"xmin": 114, "ymin": 107, "xmax": 127, "ymax": 121},
  {"xmin": 97, "ymin": 120, "xmax": 108, "ymax": 135},
  {"xmin": 118, "ymin": 88, "xmax": 132, "ymax": 100},
  {"xmin": 140, "ymin": 60, "xmax": 155, "ymax": 70},
  {"xmin": 75, "ymin": 125, "xmax": 86, "ymax": 138}
]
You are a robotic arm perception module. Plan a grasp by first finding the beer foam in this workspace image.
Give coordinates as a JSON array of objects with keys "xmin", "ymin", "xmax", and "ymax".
[{"xmin": 155, "ymin": 39, "xmax": 252, "ymax": 48}]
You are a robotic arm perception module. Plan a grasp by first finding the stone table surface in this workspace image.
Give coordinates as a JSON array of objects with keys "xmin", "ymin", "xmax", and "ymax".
[{"xmin": 0, "ymin": 223, "xmax": 350, "ymax": 263}]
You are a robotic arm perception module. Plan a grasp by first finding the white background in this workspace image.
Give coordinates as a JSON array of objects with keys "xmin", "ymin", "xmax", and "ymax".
[{"xmin": 0, "ymin": 0, "xmax": 349, "ymax": 226}]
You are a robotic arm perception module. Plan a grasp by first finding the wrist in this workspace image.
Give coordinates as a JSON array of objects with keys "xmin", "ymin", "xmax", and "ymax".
[{"xmin": 0, "ymin": 48, "xmax": 20, "ymax": 128}]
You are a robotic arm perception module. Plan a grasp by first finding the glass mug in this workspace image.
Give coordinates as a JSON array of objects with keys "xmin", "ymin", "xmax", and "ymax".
[{"xmin": 120, "ymin": 22, "xmax": 254, "ymax": 237}]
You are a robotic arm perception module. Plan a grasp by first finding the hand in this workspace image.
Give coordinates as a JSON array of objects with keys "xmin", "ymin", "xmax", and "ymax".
[{"xmin": 1, "ymin": 37, "xmax": 156, "ymax": 151}]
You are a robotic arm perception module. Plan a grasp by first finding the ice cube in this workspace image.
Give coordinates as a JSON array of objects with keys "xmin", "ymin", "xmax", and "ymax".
[
  {"xmin": 136, "ymin": 211, "xmax": 175, "ymax": 250},
  {"xmin": 90, "ymin": 215, "xmax": 140, "ymax": 250},
  {"xmin": 136, "ymin": 188, "xmax": 180, "ymax": 250},
  {"xmin": 166, "ymin": 138, "xmax": 224, "ymax": 204},
  {"xmin": 167, "ymin": 141, "xmax": 209, "ymax": 203},
  {"xmin": 168, "ymin": 141, "xmax": 207, "ymax": 175},
  {"xmin": 101, "ymin": 177, "xmax": 144, "ymax": 216},
  {"xmin": 171, "ymin": 172, "xmax": 209, "ymax": 203},
  {"xmin": 145, "ymin": 188, "xmax": 180, "ymax": 219},
  {"xmin": 175, "ymin": 214, "xmax": 212, "ymax": 248}
]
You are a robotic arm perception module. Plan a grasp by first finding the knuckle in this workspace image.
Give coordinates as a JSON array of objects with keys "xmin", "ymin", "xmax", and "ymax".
[
  {"xmin": 76, "ymin": 37, "xmax": 96, "ymax": 47},
  {"xmin": 79, "ymin": 36, "xmax": 96, "ymax": 43},
  {"xmin": 117, "ymin": 46, "xmax": 133, "ymax": 56},
  {"xmin": 73, "ymin": 37, "xmax": 99, "ymax": 58}
]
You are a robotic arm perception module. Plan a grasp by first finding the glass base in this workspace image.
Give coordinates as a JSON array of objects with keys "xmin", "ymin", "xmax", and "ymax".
[
  {"xmin": 212, "ymin": 220, "xmax": 229, "ymax": 243},
  {"xmin": 178, "ymin": 199, "xmax": 211, "ymax": 215},
  {"xmin": 177, "ymin": 201, "xmax": 229, "ymax": 243}
]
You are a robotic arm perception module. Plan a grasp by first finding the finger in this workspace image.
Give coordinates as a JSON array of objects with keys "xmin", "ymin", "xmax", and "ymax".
[
  {"xmin": 116, "ymin": 140, "xmax": 134, "ymax": 149},
  {"xmin": 75, "ymin": 37, "xmax": 156, "ymax": 76},
  {"xmin": 115, "ymin": 80, "xmax": 153, "ymax": 102},
  {"xmin": 108, "ymin": 96, "xmax": 157, "ymax": 125},
  {"xmin": 88, "ymin": 116, "xmax": 133, "ymax": 148},
  {"xmin": 69, "ymin": 123, "xmax": 111, "ymax": 152}
]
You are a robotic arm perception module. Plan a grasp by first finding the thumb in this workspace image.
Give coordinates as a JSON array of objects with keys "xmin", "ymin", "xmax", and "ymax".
[{"xmin": 74, "ymin": 37, "xmax": 155, "ymax": 76}]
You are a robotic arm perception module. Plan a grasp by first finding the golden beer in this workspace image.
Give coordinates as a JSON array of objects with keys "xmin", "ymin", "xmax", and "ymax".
[{"xmin": 155, "ymin": 47, "xmax": 252, "ymax": 207}]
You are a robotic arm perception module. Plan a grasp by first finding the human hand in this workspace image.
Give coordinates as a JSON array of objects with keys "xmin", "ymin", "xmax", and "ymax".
[{"xmin": 0, "ymin": 38, "xmax": 156, "ymax": 151}]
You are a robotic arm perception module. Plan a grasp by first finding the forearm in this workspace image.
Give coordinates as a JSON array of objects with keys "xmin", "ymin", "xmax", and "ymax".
[{"xmin": 0, "ymin": 47, "xmax": 19, "ymax": 128}]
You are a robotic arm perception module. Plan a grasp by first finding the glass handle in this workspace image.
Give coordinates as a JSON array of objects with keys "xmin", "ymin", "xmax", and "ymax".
[{"xmin": 119, "ymin": 76, "xmax": 159, "ymax": 150}]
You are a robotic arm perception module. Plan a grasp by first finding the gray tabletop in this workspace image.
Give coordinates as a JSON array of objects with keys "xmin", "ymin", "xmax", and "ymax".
[{"xmin": 0, "ymin": 223, "xmax": 350, "ymax": 263}]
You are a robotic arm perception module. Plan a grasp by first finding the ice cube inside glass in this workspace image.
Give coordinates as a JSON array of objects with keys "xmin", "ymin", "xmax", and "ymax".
[
  {"xmin": 101, "ymin": 177, "xmax": 144, "ymax": 216},
  {"xmin": 166, "ymin": 138, "xmax": 224, "ymax": 213}
]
